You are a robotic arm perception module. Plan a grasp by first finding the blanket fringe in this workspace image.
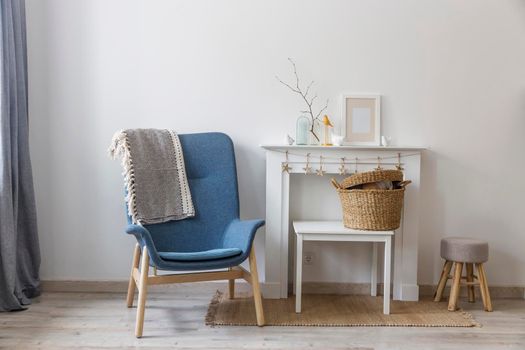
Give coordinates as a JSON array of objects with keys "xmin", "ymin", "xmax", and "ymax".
[{"xmin": 108, "ymin": 130, "xmax": 140, "ymax": 224}]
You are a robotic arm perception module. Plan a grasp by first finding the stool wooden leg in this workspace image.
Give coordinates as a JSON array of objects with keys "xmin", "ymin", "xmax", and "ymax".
[
  {"xmin": 434, "ymin": 260, "xmax": 453, "ymax": 302},
  {"xmin": 466, "ymin": 263, "xmax": 475, "ymax": 303},
  {"xmin": 382, "ymin": 236, "xmax": 392, "ymax": 315},
  {"xmin": 476, "ymin": 263, "xmax": 493, "ymax": 312},
  {"xmin": 370, "ymin": 242, "xmax": 378, "ymax": 297},
  {"xmin": 448, "ymin": 262, "xmax": 463, "ymax": 311},
  {"xmin": 295, "ymin": 234, "xmax": 303, "ymax": 314}
]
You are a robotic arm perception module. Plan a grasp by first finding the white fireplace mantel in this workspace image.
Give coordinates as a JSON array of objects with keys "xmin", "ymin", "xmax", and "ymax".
[{"xmin": 261, "ymin": 144, "xmax": 425, "ymax": 301}]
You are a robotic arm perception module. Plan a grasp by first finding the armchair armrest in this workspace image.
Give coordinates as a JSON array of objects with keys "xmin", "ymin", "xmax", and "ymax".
[
  {"xmin": 222, "ymin": 219, "xmax": 265, "ymax": 253},
  {"xmin": 125, "ymin": 224, "xmax": 163, "ymax": 266}
]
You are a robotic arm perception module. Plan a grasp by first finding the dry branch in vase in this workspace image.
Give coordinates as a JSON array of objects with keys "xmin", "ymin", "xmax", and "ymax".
[{"xmin": 276, "ymin": 58, "xmax": 329, "ymax": 142}]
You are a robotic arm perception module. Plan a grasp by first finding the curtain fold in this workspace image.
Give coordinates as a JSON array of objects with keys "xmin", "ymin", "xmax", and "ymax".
[{"xmin": 0, "ymin": 0, "xmax": 40, "ymax": 311}]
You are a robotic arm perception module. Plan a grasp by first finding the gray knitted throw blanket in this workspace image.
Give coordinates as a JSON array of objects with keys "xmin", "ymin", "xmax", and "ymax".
[{"xmin": 109, "ymin": 129, "xmax": 195, "ymax": 225}]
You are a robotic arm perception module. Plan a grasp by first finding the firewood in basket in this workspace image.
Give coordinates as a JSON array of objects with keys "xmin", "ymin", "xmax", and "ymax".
[{"xmin": 362, "ymin": 181, "xmax": 393, "ymax": 190}]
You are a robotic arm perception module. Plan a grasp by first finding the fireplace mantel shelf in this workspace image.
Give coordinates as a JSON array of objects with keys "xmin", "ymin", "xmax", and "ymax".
[
  {"xmin": 262, "ymin": 144, "xmax": 424, "ymax": 301},
  {"xmin": 261, "ymin": 144, "xmax": 427, "ymax": 151}
]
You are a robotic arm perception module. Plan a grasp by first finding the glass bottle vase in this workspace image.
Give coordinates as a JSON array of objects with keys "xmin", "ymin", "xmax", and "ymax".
[{"xmin": 295, "ymin": 115, "xmax": 310, "ymax": 145}]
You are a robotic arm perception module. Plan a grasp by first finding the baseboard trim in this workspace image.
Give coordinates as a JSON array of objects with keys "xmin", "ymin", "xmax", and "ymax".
[
  {"xmin": 41, "ymin": 280, "xmax": 525, "ymax": 299},
  {"xmin": 42, "ymin": 280, "xmax": 129, "ymax": 293},
  {"xmin": 418, "ymin": 283, "xmax": 525, "ymax": 299},
  {"xmin": 41, "ymin": 280, "xmax": 229, "ymax": 293},
  {"xmin": 293, "ymin": 282, "xmax": 525, "ymax": 299},
  {"xmin": 261, "ymin": 281, "xmax": 281, "ymax": 299}
]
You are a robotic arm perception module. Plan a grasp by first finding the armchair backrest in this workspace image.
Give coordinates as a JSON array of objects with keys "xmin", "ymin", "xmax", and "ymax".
[{"xmin": 134, "ymin": 132, "xmax": 240, "ymax": 252}]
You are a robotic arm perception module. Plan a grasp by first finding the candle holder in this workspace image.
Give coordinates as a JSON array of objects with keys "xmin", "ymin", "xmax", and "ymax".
[{"xmin": 321, "ymin": 115, "xmax": 334, "ymax": 146}]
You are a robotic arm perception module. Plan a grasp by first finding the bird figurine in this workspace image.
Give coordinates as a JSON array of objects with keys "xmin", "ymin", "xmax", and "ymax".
[
  {"xmin": 284, "ymin": 134, "xmax": 295, "ymax": 145},
  {"xmin": 321, "ymin": 115, "xmax": 333, "ymax": 146}
]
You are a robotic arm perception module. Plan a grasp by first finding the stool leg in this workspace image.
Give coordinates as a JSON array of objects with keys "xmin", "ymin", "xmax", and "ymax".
[
  {"xmin": 371, "ymin": 242, "xmax": 378, "ymax": 297},
  {"xmin": 466, "ymin": 263, "xmax": 475, "ymax": 303},
  {"xmin": 434, "ymin": 260, "xmax": 453, "ymax": 302},
  {"xmin": 448, "ymin": 262, "xmax": 463, "ymax": 311},
  {"xmin": 295, "ymin": 234, "xmax": 303, "ymax": 313},
  {"xmin": 382, "ymin": 237, "xmax": 391, "ymax": 315},
  {"xmin": 476, "ymin": 263, "xmax": 493, "ymax": 312}
]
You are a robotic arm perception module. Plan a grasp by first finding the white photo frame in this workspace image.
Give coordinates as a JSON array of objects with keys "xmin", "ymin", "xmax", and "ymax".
[{"xmin": 340, "ymin": 94, "xmax": 381, "ymax": 146}]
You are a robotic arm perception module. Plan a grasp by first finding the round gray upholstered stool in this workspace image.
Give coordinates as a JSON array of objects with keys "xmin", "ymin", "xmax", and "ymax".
[{"xmin": 434, "ymin": 237, "xmax": 493, "ymax": 312}]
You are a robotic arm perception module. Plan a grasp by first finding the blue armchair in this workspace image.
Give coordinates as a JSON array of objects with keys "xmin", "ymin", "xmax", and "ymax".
[{"xmin": 124, "ymin": 132, "xmax": 265, "ymax": 337}]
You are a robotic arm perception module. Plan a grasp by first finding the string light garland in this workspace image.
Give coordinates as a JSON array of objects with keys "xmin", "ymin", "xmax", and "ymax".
[
  {"xmin": 279, "ymin": 150, "xmax": 417, "ymax": 174},
  {"xmin": 276, "ymin": 149, "xmax": 418, "ymax": 162}
]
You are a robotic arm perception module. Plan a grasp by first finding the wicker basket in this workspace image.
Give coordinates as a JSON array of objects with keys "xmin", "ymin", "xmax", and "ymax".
[
  {"xmin": 339, "ymin": 169, "xmax": 404, "ymax": 189},
  {"xmin": 331, "ymin": 170, "xmax": 410, "ymax": 231}
]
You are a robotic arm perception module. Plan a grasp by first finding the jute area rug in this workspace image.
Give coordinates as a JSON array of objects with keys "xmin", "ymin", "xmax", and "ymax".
[{"xmin": 206, "ymin": 291, "xmax": 479, "ymax": 327}]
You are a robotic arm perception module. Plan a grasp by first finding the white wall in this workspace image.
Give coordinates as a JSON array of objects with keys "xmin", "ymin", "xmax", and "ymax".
[{"xmin": 26, "ymin": 0, "xmax": 525, "ymax": 286}]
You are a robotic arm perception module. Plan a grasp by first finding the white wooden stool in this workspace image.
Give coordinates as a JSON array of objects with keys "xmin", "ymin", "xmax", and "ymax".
[{"xmin": 293, "ymin": 221, "xmax": 394, "ymax": 315}]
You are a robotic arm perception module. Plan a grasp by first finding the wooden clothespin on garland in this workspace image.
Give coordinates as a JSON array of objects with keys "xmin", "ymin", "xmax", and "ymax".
[{"xmin": 282, "ymin": 150, "xmax": 292, "ymax": 173}]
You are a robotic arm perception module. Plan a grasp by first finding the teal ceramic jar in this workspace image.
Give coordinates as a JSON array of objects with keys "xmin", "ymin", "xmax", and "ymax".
[{"xmin": 296, "ymin": 116, "xmax": 310, "ymax": 145}]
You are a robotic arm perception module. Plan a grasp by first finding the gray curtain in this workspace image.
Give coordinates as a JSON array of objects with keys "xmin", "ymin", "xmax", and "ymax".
[{"xmin": 0, "ymin": 0, "xmax": 40, "ymax": 311}]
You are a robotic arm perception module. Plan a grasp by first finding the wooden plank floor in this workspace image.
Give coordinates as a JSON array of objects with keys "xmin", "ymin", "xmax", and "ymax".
[{"xmin": 1, "ymin": 283, "xmax": 524, "ymax": 350}]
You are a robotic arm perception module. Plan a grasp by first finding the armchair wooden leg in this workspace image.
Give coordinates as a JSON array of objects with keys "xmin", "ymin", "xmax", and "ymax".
[
  {"xmin": 434, "ymin": 260, "xmax": 453, "ymax": 302},
  {"xmin": 248, "ymin": 247, "xmax": 265, "ymax": 326},
  {"xmin": 466, "ymin": 263, "xmax": 475, "ymax": 303},
  {"xmin": 135, "ymin": 246, "xmax": 150, "ymax": 338},
  {"xmin": 448, "ymin": 262, "xmax": 463, "ymax": 311},
  {"xmin": 126, "ymin": 243, "xmax": 141, "ymax": 308},
  {"xmin": 228, "ymin": 267, "xmax": 235, "ymax": 299}
]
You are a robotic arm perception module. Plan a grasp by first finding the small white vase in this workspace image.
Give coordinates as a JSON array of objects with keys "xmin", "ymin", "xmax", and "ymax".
[{"xmin": 332, "ymin": 134, "xmax": 344, "ymax": 146}]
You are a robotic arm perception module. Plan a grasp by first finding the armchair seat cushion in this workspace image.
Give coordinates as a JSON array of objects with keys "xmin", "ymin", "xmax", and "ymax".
[{"xmin": 158, "ymin": 248, "xmax": 242, "ymax": 262}]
